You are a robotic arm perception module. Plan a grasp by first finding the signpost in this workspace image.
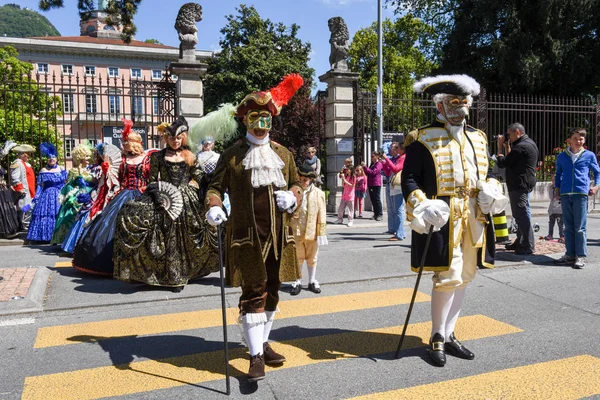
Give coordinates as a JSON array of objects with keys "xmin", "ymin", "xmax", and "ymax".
[{"xmin": 102, "ymin": 125, "xmax": 148, "ymax": 147}]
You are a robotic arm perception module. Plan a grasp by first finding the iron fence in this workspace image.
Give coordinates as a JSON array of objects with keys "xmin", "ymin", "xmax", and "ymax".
[
  {"xmin": 354, "ymin": 89, "xmax": 600, "ymax": 181},
  {"xmin": 0, "ymin": 67, "xmax": 177, "ymax": 173}
]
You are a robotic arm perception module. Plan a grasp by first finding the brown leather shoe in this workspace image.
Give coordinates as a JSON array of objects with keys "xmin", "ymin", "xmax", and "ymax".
[
  {"xmin": 247, "ymin": 354, "xmax": 265, "ymax": 382},
  {"xmin": 263, "ymin": 342, "xmax": 286, "ymax": 364}
]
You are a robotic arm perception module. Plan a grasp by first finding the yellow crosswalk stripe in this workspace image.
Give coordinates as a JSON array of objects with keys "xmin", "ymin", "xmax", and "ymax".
[
  {"xmin": 53, "ymin": 261, "xmax": 72, "ymax": 268},
  {"xmin": 22, "ymin": 315, "xmax": 521, "ymax": 400},
  {"xmin": 34, "ymin": 288, "xmax": 431, "ymax": 349},
  {"xmin": 350, "ymin": 355, "xmax": 600, "ymax": 399}
]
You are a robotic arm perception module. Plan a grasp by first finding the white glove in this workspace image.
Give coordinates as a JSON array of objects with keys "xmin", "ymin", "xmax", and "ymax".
[
  {"xmin": 476, "ymin": 180, "xmax": 509, "ymax": 215},
  {"xmin": 274, "ymin": 190, "xmax": 297, "ymax": 212},
  {"xmin": 317, "ymin": 236, "xmax": 328, "ymax": 246},
  {"xmin": 411, "ymin": 199, "xmax": 450, "ymax": 234},
  {"xmin": 206, "ymin": 206, "xmax": 227, "ymax": 226},
  {"xmin": 423, "ymin": 205, "xmax": 447, "ymax": 229}
]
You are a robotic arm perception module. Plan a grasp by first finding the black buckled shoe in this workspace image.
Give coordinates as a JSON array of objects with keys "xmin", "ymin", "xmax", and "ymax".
[
  {"xmin": 263, "ymin": 342, "xmax": 286, "ymax": 365},
  {"xmin": 308, "ymin": 282, "xmax": 322, "ymax": 294},
  {"xmin": 247, "ymin": 354, "xmax": 266, "ymax": 382},
  {"xmin": 428, "ymin": 333, "xmax": 446, "ymax": 367},
  {"xmin": 444, "ymin": 332, "xmax": 475, "ymax": 360},
  {"xmin": 290, "ymin": 284, "xmax": 301, "ymax": 296}
]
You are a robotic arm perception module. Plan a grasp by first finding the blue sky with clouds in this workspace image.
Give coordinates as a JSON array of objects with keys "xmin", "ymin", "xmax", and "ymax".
[{"xmin": 2, "ymin": 0, "xmax": 395, "ymax": 91}]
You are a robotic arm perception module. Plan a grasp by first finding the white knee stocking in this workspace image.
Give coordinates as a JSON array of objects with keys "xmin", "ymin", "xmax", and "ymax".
[
  {"xmin": 307, "ymin": 265, "xmax": 317, "ymax": 283},
  {"xmin": 263, "ymin": 310, "xmax": 277, "ymax": 343},
  {"xmin": 430, "ymin": 289, "xmax": 454, "ymax": 340},
  {"xmin": 242, "ymin": 313, "xmax": 266, "ymax": 356},
  {"xmin": 445, "ymin": 287, "xmax": 466, "ymax": 341}
]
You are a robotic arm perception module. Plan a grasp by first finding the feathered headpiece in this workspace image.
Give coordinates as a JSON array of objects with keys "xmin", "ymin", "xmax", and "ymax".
[
  {"xmin": 413, "ymin": 74, "xmax": 480, "ymax": 97},
  {"xmin": 188, "ymin": 103, "xmax": 238, "ymax": 153},
  {"xmin": 0, "ymin": 140, "xmax": 17, "ymax": 160},
  {"xmin": 121, "ymin": 118, "xmax": 134, "ymax": 142},
  {"xmin": 236, "ymin": 73, "xmax": 304, "ymax": 118},
  {"xmin": 164, "ymin": 116, "xmax": 189, "ymax": 137},
  {"xmin": 40, "ymin": 142, "xmax": 58, "ymax": 159}
]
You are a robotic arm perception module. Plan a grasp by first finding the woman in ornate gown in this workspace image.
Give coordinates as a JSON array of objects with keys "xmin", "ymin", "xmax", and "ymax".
[
  {"xmin": 60, "ymin": 156, "xmax": 102, "ymax": 254},
  {"xmin": 0, "ymin": 141, "xmax": 20, "ymax": 239},
  {"xmin": 50, "ymin": 143, "xmax": 95, "ymax": 245},
  {"xmin": 113, "ymin": 117, "xmax": 219, "ymax": 292},
  {"xmin": 74, "ymin": 121, "xmax": 152, "ymax": 276},
  {"xmin": 26, "ymin": 143, "xmax": 67, "ymax": 243}
]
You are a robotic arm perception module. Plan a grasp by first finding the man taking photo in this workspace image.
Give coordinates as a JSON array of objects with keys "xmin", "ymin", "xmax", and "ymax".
[{"xmin": 496, "ymin": 122, "xmax": 539, "ymax": 255}]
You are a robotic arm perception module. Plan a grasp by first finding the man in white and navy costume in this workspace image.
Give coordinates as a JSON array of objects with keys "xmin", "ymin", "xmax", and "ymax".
[{"xmin": 401, "ymin": 74, "xmax": 508, "ymax": 367}]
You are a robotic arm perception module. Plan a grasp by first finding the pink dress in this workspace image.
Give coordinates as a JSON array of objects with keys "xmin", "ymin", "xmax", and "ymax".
[{"xmin": 342, "ymin": 176, "xmax": 355, "ymax": 201}]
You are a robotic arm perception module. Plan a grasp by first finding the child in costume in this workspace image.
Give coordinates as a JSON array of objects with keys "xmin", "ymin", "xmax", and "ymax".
[
  {"xmin": 205, "ymin": 74, "xmax": 304, "ymax": 382},
  {"xmin": 27, "ymin": 143, "xmax": 67, "ymax": 242},
  {"xmin": 289, "ymin": 164, "xmax": 328, "ymax": 295}
]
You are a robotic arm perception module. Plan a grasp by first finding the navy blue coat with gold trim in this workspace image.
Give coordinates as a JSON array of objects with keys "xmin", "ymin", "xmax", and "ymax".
[{"xmin": 401, "ymin": 120, "xmax": 495, "ymax": 272}]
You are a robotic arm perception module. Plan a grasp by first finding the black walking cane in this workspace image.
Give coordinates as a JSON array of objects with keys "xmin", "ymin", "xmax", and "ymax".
[
  {"xmin": 217, "ymin": 224, "xmax": 231, "ymax": 395},
  {"xmin": 394, "ymin": 225, "xmax": 434, "ymax": 359}
]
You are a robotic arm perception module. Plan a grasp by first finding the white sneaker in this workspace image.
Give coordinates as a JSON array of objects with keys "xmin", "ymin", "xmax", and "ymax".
[
  {"xmin": 573, "ymin": 257, "xmax": 586, "ymax": 269},
  {"xmin": 347, "ymin": 221, "xmax": 353, "ymax": 227}
]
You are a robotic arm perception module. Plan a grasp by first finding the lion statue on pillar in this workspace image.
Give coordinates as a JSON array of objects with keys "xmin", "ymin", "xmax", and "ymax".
[
  {"xmin": 328, "ymin": 17, "xmax": 350, "ymax": 72},
  {"xmin": 174, "ymin": 3, "xmax": 203, "ymax": 61}
]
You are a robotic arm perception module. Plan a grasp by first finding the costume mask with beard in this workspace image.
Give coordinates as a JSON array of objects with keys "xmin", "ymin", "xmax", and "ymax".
[{"xmin": 440, "ymin": 95, "xmax": 470, "ymax": 120}]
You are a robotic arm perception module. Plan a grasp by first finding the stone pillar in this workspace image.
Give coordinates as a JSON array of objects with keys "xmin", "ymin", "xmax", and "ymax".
[
  {"xmin": 168, "ymin": 62, "xmax": 207, "ymax": 127},
  {"xmin": 318, "ymin": 70, "xmax": 360, "ymax": 212}
]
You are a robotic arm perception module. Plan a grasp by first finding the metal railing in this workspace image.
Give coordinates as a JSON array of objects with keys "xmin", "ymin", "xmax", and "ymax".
[
  {"xmin": 353, "ymin": 88, "xmax": 600, "ymax": 181},
  {"xmin": 0, "ymin": 67, "xmax": 177, "ymax": 171}
]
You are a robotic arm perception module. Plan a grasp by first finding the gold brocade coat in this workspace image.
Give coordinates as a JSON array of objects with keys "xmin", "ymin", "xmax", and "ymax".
[{"xmin": 205, "ymin": 139, "xmax": 302, "ymax": 287}]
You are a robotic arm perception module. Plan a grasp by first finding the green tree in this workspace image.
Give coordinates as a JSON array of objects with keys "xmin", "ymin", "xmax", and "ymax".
[
  {"xmin": 204, "ymin": 5, "xmax": 315, "ymax": 112},
  {"xmin": 0, "ymin": 4, "xmax": 61, "ymax": 38},
  {"xmin": 38, "ymin": 0, "xmax": 140, "ymax": 43},
  {"xmin": 348, "ymin": 15, "xmax": 436, "ymax": 96},
  {"xmin": 387, "ymin": 0, "xmax": 600, "ymax": 96},
  {"xmin": 0, "ymin": 46, "xmax": 63, "ymax": 169},
  {"xmin": 143, "ymin": 38, "xmax": 163, "ymax": 45},
  {"xmin": 204, "ymin": 5, "xmax": 318, "ymax": 163}
]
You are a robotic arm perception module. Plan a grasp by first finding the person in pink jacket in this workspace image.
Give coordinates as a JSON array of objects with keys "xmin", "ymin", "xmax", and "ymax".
[
  {"xmin": 362, "ymin": 151, "xmax": 384, "ymax": 221},
  {"xmin": 382, "ymin": 142, "xmax": 406, "ymax": 241}
]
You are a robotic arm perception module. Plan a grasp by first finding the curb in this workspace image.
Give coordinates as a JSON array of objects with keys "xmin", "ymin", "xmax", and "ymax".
[{"xmin": 0, "ymin": 267, "xmax": 50, "ymax": 317}]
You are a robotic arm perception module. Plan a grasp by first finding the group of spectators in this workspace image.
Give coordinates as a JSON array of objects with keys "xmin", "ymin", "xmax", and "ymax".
[{"xmin": 333, "ymin": 141, "xmax": 407, "ymax": 240}]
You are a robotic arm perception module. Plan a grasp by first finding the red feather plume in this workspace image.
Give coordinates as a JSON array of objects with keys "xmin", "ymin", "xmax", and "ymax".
[
  {"xmin": 270, "ymin": 74, "xmax": 304, "ymax": 108},
  {"xmin": 121, "ymin": 118, "xmax": 133, "ymax": 142}
]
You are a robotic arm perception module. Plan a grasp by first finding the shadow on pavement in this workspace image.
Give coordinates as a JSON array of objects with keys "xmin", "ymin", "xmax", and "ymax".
[
  {"xmin": 67, "ymin": 334, "xmax": 248, "ymax": 395},
  {"xmin": 48, "ymin": 267, "xmax": 221, "ymax": 295}
]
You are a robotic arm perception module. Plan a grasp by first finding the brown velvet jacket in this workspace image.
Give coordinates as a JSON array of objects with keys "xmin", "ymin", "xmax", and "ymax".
[{"xmin": 205, "ymin": 138, "xmax": 302, "ymax": 287}]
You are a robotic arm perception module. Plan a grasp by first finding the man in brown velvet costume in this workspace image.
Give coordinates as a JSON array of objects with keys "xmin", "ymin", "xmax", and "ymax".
[{"xmin": 205, "ymin": 74, "xmax": 304, "ymax": 382}]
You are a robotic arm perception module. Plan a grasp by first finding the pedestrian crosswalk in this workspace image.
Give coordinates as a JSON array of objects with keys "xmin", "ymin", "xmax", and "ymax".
[
  {"xmin": 351, "ymin": 355, "xmax": 600, "ymax": 399},
  {"xmin": 17, "ymin": 287, "xmax": 600, "ymax": 399}
]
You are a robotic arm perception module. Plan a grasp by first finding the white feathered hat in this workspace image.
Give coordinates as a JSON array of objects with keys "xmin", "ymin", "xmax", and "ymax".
[{"xmin": 413, "ymin": 74, "xmax": 480, "ymax": 97}]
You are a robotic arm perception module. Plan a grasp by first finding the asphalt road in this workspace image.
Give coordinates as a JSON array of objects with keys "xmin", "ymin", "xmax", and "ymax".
[{"xmin": 0, "ymin": 213, "xmax": 599, "ymax": 399}]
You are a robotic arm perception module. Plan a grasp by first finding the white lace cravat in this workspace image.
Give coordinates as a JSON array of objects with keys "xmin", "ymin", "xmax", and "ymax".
[{"xmin": 243, "ymin": 133, "xmax": 287, "ymax": 188}]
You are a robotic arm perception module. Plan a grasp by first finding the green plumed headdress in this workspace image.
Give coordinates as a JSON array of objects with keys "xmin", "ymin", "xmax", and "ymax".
[{"xmin": 188, "ymin": 103, "xmax": 238, "ymax": 153}]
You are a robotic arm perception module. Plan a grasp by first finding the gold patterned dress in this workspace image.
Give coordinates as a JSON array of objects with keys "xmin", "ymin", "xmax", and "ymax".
[{"xmin": 113, "ymin": 150, "xmax": 220, "ymax": 287}]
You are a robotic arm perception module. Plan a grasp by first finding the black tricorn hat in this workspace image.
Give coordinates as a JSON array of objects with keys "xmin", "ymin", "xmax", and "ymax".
[
  {"xmin": 298, "ymin": 163, "xmax": 318, "ymax": 179},
  {"xmin": 165, "ymin": 116, "xmax": 189, "ymax": 137}
]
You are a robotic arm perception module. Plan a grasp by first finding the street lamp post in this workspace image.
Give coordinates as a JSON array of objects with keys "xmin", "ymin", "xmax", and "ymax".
[{"xmin": 376, "ymin": 0, "xmax": 383, "ymax": 151}]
